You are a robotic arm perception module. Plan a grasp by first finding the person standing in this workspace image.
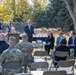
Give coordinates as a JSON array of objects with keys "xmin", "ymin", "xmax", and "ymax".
[
  {"xmin": 44, "ymin": 32, "xmax": 55, "ymax": 54},
  {"xmin": 0, "ymin": 36, "xmax": 23, "ymax": 75},
  {"xmin": 24, "ymin": 20, "xmax": 34, "ymax": 42},
  {"xmin": 68, "ymin": 32, "xmax": 76, "ymax": 56}
]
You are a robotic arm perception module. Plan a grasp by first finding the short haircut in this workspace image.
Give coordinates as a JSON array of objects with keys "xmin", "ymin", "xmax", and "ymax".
[
  {"xmin": 22, "ymin": 34, "xmax": 28, "ymax": 38},
  {"xmin": 9, "ymin": 36, "xmax": 16, "ymax": 41},
  {"xmin": 59, "ymin": 31, "xmax": 63, "ymax": 34},
  {"xmin": 0, "ymin": 33, "xmax": 5, "ymax": 40},
  {"xmin": 60, "ymin": 39, "xmax": 67, "ymax": 45},
  {"xmin": 72, "ymin": 32, "xmax": 75, "ymax": 35}
]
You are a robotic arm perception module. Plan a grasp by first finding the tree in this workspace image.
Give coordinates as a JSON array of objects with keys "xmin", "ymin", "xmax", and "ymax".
[
  {"xmin": 31, "ymin": 0, "xmax": 48, "ymax": 28},
  {"xmin": 32, "ymin": 0, "xmax": 47, "ymax": 21},
  {"xmin": 0, "ymin": 5, "xmax": 3, "ymax": 21},
  {"xmin": 15, "ymin": 0, "xmax": 32, "ymax": 22},
  {"xmin": 44, "ymin": 0, "xmax": 73, "ymax": 31},
  {"xmin": 0, "ymin": 0, "xmax": 33, "ymax": 22},
  {"xmin": 64, "ymin": 0, "xmax": 76, "ymax": 30},
  {"xmin": 0, "ymin": 0, "xmax": 13, "ymax": 22}
]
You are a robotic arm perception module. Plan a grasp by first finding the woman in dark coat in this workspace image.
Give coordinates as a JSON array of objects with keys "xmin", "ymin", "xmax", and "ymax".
[{"xmin": 44, "ymin": 32, "xmax": 55, "ymax": 54}]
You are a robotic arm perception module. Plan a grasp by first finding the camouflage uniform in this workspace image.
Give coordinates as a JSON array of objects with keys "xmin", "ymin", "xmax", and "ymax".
[
  {"xmin": 0, "ymin": 47, "xmax": 23, "ymax": 75},
  {"xmin": 16, "ymin": 41, "xmax": 33, "ymax": 67}
]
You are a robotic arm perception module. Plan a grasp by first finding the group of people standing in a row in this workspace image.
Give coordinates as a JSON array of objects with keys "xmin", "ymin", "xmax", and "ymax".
[{"xmin": 45, "ymin": 31, "xmax": 76, "ymax": 57}]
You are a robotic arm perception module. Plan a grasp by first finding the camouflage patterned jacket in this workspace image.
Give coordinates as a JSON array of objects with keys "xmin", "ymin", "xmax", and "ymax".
[
  {"xmin": 0, "ymin": 47, "xmax": 23, "ymax": 75},
  {"xmin": 16, "ymin": 41, "xmax": 33, "ymax": 66}
]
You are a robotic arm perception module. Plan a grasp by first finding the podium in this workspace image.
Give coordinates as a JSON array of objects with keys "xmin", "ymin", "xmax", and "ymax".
[{"xmin": 6, "ymin": 33, "xmax": 19, "ymax": 44}]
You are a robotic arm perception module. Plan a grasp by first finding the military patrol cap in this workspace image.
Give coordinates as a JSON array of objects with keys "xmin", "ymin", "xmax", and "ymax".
[{"xmin": 9, "ymin": 36, "xmax": 16, "ymax": 41}]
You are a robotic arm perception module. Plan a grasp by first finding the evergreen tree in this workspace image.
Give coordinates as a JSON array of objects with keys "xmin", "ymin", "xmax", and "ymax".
[
  {"xmin": 32, "ymin": 0, "xmax": 47, "ymax": 28},
  {"xmin": 34, "ymin": 0, "xmax": 73, "ymax": 31},
  {"xmin": 47, "ymin": 0, "xmax": 73, "ymax": 31}
]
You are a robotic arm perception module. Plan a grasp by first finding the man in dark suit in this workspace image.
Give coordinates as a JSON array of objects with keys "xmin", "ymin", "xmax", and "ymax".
[
  {"xmin": 24, "ymin": 20, "xmax": 34, "ymax": 42},
  {"xmin": 68, "ymin": 32, "xmax": 76, "ymax": 56}
]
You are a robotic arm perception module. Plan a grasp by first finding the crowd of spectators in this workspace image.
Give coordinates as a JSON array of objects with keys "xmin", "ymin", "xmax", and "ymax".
[{"xmin": 0, "ymin": 29, "xmax": 76, "ymax": 74}]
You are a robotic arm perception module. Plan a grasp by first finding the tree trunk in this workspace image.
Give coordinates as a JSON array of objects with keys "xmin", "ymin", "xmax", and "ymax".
[
  {"xmin": 64, "ymin": 0, "xmax": 76, "ymax": 30},
  {"xmin": 73, "ymin": 17, "xmax": 76, "ymax": 30}
]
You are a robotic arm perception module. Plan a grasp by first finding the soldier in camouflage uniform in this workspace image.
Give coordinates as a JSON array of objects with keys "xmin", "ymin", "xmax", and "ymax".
[
  {"xmin": 16, "ymin": 34, "xmax": 33, "ymax": 72},
  {"xmin": 0, "ymin": 36, "xmax": 23, "ymax": 75}
]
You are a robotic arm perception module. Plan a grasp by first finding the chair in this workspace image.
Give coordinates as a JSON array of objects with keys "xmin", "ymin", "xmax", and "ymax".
[
  {"xmin": 56, "ymin": 60, "xmax": 75, "ymax": 75},
  {"xmin": 31, "ymin": 62, "xmax": 49, "ymax": 70},
  {"xmin": 30, "ymin": 62, "xmax": 49, "ymax": 75},
  {"xmin": 34, "ymin": 51, "xmax": 48, "ymax": 62},
  {"xmin": 2, "ymin": 61, "xmax": 22, "ymax": 75},
  {"xmin": 54, "ymin": 51, "xmax": 68, "ymax": 57},
  {"xmin": 14, "ymin": 73, "xmax": 33, "ymax": 75},
  {"xmin": 50, "ymin": 51, "xmax": 68, "ymax": 69},
  {"xmin": 43, "ymin": 70, "xmax": 66, "ymax": 75}
]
